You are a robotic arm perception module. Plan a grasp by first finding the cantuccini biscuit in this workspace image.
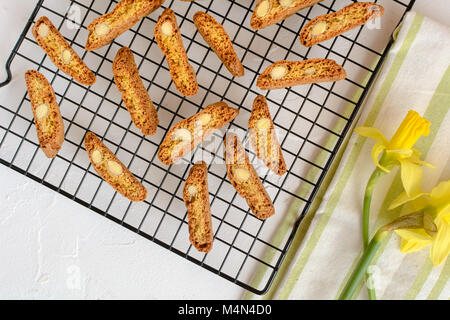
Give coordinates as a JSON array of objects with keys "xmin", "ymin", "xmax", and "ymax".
[
  {"xmin": 25, "ymin": 70, "xmax": 64, "ymax": 158},
  {"xmin": 113, "ymin": 47, "xmax": 159, "ymax": 136},
  {"xmin": 224, "ymin": 133, "xmax": 275, "ymax": 220},
  {"xmin": 33, "ymin": 17, "xmax": 96, "ymax": 86},
  {"xmin": 251, "ymin": 0, "xmax": 323, "ymax": 30},
  {"xmin": 193, "ymin": 11, "xmax": 244, "ymax": 77},
  {"xmin": 84, "ymin": 132, "xmax": 147, "ymax": 201},
  {"xmin": 256, "ymin": 58, "xmax": 346, "ymax": 90},
  {"xmin": 299, "ymin": 2, "xmax": 384, "ymax": 47},
  {"xmin": 154, "ymin": 8, "xmax": 198, "ymax": 96},
  {"xmin": 158, "ymin": 102, "xmax": 239, "ymax": 165},
  {"xmin": 85, "ymin": 0, "xmax": 165, "ymax": 51},
  {"xmin": 183, "ymin": 161, "xmax": 214, "ymax": 252},
  {"xmin": 249, "ymin": 95, "xmax": 286, "ymax": 176}
]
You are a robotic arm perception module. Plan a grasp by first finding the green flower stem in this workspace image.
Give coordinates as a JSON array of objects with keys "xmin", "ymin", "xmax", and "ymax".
[
  {"xmin": 363, "ymin": 167, "xmax": 388, "ymax": 300},
  {"xmin": 363, "ymin": 168, "xmax": 387, "ymax": 249},
  {"xmin": 339, "ymin": 229, "xmax": 389, "ymax": 300}
]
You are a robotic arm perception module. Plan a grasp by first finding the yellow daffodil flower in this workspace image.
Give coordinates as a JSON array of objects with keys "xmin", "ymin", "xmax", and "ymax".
[
  {"xmin": 392, "ymin": 180, "xmax": 450, "ymax": 266},
  {"xmin": 340, "ymin": 181, "xmax": 449, "ymax": 299},
  {"xmin": 355, "ymin": 110, "xmax": 434, "ymax": 197},
  {"xmin": 354, "ymin": 110, "xmax": 434, "ymax": 299}
]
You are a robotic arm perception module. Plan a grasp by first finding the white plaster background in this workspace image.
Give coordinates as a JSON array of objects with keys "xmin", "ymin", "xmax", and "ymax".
[{"xmin": 0, "ymin": 0, "xmax": 448, "ymax": 299}]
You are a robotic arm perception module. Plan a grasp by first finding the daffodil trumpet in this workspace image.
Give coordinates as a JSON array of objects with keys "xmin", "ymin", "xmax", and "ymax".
[
  {"xmin": 355, "ymin": 110, "xmax": 432, "ymax": 300},
  {"xmin": 339, "ymin": 211, "xmax": 427, "ymax": 300}
]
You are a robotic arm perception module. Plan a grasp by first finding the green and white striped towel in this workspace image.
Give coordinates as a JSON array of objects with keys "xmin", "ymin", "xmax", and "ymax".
[{"xmin": 245, "ymin": 11, "xmax": 450, "ymax": 300}]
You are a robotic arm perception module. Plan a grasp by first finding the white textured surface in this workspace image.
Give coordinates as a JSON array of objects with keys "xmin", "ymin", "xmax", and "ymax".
[
  {"xmin": 0, "ymin": 0, "xmax": 447, "ymax": 299},
  {"xmin": 0, "ymin": 1, "xmax": 244, "ymax": 299}
]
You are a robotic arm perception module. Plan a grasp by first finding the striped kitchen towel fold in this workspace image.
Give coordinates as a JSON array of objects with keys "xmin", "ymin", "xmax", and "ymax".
[{"xmin": 245, "ymin": 11, "xmax": 450, "ymax": 300}]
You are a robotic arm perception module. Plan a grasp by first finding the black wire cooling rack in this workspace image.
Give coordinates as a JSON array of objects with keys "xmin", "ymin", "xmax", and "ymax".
[{"xmin": 0, "ymin": 0, "xmax": 415, "ymax": 295}]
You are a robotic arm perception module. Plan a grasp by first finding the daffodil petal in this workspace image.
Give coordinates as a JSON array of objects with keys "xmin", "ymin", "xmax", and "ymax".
[
  {"xmin": 386, "ymin": 149, "xmax": 413, "ymax": 160},
  {"xmin": 389, "ymin": 191, "xmax": 428, "ymax": 210},
  {"xmin": 371, "ymin": 143, "xmax": 390, "ymax": 172},
  {"xmin": 400, "ymin": 238, "xmax": 431, "ymax": 253},
  {"xmin": 411, "ymin": 196, "xmax": 431, "ymax": 212},
  {"xmin": 430, "ymin": 217, "xmax": 450, "ymax": 266},
  {"xmin": 399, "ymin": 159, "xmax": 424, "ymax": 197},
  {"xmin": 417, "ymin": 160, "xmax": 436, "ymax": 169},
  {"xmin": 411, "ymin": 148, "xmax": 421, "ymax": 157},
  {"xmin": 430, "ymin": 180, "xmax": 450, "ymax": 210},
  {"xmin": 355, "ymin": 127, "xmax": 389, "ymax": 146},
  {"xmin": 441, "ymin": 213, "xmax": 450, "ymax": 224},
  {"xmin": 410, "ymin": 149, "xmax": 435, "ymax": 168},
  {"xmin": 436, "ymin": 204, "xmax": 450, "ymax": 218},
  {"xmin": 395, "ymin": 229, "xmax": 432, "ymax": 253}
]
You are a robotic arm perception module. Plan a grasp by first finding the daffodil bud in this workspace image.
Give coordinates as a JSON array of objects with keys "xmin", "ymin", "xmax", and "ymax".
[
  {"xmin": 423, "ymin": 212, "xmax": 437, "ymax": 237},
  {"xmin": 381, "ymin": 211, "xmax": 425, "ymax": 232}
]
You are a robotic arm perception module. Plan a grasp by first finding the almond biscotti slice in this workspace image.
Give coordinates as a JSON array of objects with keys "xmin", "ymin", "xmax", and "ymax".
[
  {"xmin": 113, "ymin": 47, "xmax": 159, "ymax": 136},
  {"xmin": 158, "ymin": 102, "xmax": 239, "ymax": 165},
  {"xmin": 33, "ymin": 17, "xmax": 96, "ymax": 86},
  {"xmin": 183, "ymin": 161, "xmax": 214, "ymax": 252},
  {"xmin": 193, "ymin": 11, "xmax": 244, "ymax": 77},
  {"xmin": 85, "ymin": 0, "xmax": 165, "ymax": 51},
  {"xmin": 154, "ymin": 8, "xmax": 198, "ymax": 96},
  {"xmin": 299, "ymin": 2, "xmax": 384, "ymax": 47},
  {"xmin": 249, "ymin": 95, "xmax": 286, "ymax": 176},
  {"xmin": 251, "ymin": 0, "xmax": 323, "ymax": 30},
  {"xmin": 224, "ymin": 133, "xmax": 275, "ymax": 220},
  {"xmin": 256, "ymin": 59, "xmax": 346, "ymax": 90},
  {"xmin": 25, "ymin": 70, "xmax": 64, "ymax": 158},
  {"xmin": 84, "ymin": 132, "xmax": 147, "ymax": 202}
]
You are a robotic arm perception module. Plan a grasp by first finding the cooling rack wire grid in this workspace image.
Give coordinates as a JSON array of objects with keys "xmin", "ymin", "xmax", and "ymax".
[{"xmin": 0, "ymin": 0, "xmax": 415, "ymax": 294}]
